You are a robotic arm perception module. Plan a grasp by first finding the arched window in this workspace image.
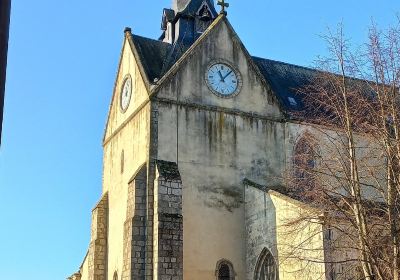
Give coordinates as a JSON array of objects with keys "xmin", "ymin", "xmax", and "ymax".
[
  {"xmin": 293, "ymin": 133, "xmax": 320, "ymax": 200},
  {"xmin": 113, "ymin": 271, "xmax": 118, "ymax": 280},
  {"xmin": 215, "ymin": 259, "xmax": 235, "ymax": 280},
  {"xmin": 294, "ymin": 135, "xmax": 318, "ymax": 173},
  {"xmin": 254, "ymin": 248, "xmax": 278, "ymax": 280}
]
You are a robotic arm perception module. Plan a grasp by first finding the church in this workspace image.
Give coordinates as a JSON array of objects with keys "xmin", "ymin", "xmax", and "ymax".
[{"xmin": 69, "ymin": 0, "xmax": 342, "ymax": 279}]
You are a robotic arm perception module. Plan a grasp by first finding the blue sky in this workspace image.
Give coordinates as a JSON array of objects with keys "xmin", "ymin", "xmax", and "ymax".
[{"xmin": 1, "ymin": 0, "xmax": 399, "ymax": 279}]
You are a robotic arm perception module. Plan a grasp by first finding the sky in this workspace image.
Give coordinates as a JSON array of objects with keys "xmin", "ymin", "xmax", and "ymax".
[{"xmin": 1, "ymin": 0, "xmax": 400, "ymax": 279}]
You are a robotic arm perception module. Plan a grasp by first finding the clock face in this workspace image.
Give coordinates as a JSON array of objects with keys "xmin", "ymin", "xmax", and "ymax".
[
  {"xmin": 120, "ymin": 75, "xmax": 132, "ymax": 112},
  {"xmin": 206, "ymin": 62, "xmax": 242, "ymax": 97}
]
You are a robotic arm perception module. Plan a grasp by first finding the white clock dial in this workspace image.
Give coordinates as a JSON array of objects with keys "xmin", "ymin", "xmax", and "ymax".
[
  {"xmin": 206, "ymin": 62, "xmax": 242, "ymax": 97},
  {"xmin": 120, "ymin": 75, "xmax": 132, "ymax": 112}
]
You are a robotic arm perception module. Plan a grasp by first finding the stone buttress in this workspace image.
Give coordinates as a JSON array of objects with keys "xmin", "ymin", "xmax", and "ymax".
[
  {"xmin": 88, "ymin": 193, "xmax": 109, "ymax": 280},
  {"xmin": 153, "ymin": 160, "xmax": 184, "ymax": 280},
  {"xmin": 122, "ymin": 161, "xmax": 183, "ymax": 280},
  {"xmin": 123, "ymin": 167, "xmax": 147, "ymax": 279}
]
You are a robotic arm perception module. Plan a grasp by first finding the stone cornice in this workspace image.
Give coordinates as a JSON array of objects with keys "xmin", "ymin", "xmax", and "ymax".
[
  {"xmin": 103, "ymin": 99, "xmax": 150, "ymax": 146},
  {"xmin": 155, "ymin": 97, "xmax": 286, "ymax": 123}
]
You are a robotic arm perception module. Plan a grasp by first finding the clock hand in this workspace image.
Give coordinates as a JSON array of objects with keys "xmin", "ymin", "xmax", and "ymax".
[
  {"xmin": 218, "ymin": 71, "xmax": 225, "ymax": 82},
  {"xmin": 223, "ymin": 70, "xmax": 233, "ymax": 80}
]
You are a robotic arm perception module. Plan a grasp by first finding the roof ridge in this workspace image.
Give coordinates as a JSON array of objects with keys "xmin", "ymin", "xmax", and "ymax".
[
  {"xmin": 252, "ymin": 55, "xmax": 318, "ymax": 73},
  {"xmin": 252, "ymin": 55, "xmax": 374, "ymax": 85},
  {"xmin": 132, "ymin": 34, "xmax": 169, "ymax": 45},
  {"xmin": 127, "ymin": 37, "xmax": 319, "ymax": 77}
]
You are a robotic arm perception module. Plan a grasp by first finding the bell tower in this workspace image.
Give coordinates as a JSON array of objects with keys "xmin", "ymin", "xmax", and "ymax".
[{"xmin": 161, "ymin": 0, "xmax": 218, "ymax": 44}]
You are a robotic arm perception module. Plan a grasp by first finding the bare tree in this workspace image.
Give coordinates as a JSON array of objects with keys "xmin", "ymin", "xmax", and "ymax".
[{"xmin": 284, "ymin": 21, "xmax": 400, "ymax": 280}]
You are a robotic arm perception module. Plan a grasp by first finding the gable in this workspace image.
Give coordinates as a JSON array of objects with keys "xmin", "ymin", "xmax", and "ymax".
[
  {"xmin": 103, "ymin": 35, "xmax": 151, "ymax": 143},
  {"xmin": 153, "ymin": 16, "xmax": 283, "ymax": 119}
]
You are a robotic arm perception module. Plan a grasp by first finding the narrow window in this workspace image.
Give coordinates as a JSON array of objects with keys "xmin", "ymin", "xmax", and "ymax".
[
  {"xmin": 293, "ymin": 133, "xmax": 319, "ymax": 201},
  {"xmin": 294, "ymin": 136, "xmax": 318, "ymax": 176},
  {"xmin": 216, "ymin": 260, "xmax": 235, "ymax": 280},
  {"xmin": 218, "ymin": 263, "xmax": 230, "ymax": 280},
  {"xmin": 327, "ymin": 228, "xmax": 333, "ymax": 241},
  {"xmin": 121, "ymin": 150, "xmax": 125, "ymax": 174},
  {"xmin": 113, "ymin": 271, "xmax": 118, "ymax": 280}
]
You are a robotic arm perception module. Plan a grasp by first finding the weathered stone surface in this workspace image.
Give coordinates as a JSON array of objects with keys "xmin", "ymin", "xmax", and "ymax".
[
  {"xmin": 67, "ymin": 272, "xmax": 82, "ymax": 280},
  {"xmin": 123, "ymin": 166, "xmax": 147, "ymax": 280},
  {"xmin": 87, "ymin": 193, "xmax": 109, "ymax": 280},
  {"xmin": 153, "ymin": 161, "xmax": 183, "ymax": 280},
  {"xmin": 244, "ymin": 182, "xmax": 278, "ymax": 280}
]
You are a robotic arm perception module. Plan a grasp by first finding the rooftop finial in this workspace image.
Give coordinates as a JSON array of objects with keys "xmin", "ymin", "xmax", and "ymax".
[{"xmin": 217, "ymin": 0, "xmax": 229, "ymax": 15}]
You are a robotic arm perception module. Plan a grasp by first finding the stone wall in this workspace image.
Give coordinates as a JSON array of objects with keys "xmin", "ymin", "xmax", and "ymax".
[
  {"xmin": 153, "ymin": 160, "xmax": 183, "ymax": 280},
  {"xmin": 155, "ymin": 17, "xmax": 285, "ymax": 279},
  {"xmin": 123, "ymin": 166, "xmax": 147, "ymax": 280},
  {"xmin": 244, "ymin": 180, "xmax": 278, "ymax": 280},
  {"xmin": 245, "ymin": 182, "xmax": 329, "ymax": 279},
  {"xmin": 272, "ymin": 191, "xmax": 326, "ymax": 279},
  {"xmin": 88, "ymin": 193, "xmax": 109, "ymax": 280},
  {"xmin": 144, "ymin": 102, "xmax": 160, "ymax": 280}
]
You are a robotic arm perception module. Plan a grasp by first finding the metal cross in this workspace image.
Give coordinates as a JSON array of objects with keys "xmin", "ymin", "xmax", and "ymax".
[{"xmin": 217, "ymin": 0, "xmax": 229, "ymax": 15}]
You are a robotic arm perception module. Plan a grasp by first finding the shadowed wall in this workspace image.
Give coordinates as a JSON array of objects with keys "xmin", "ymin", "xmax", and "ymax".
[{"xmin": 0, "ymin": 0, "xmax": 11, "ymax": 145}]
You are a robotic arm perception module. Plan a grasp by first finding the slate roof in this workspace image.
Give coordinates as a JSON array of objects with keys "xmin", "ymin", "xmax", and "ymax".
[
  {"xmin": 252, "ymin": 56, "xmax": 317, "ymax": 114},
  {"xmin": 131, "ymin": 33, "xmax": 319, "ymax": 119},
  {"xmin": 131, "ymin": 35, "xmax": 172, "ymax": 82}
]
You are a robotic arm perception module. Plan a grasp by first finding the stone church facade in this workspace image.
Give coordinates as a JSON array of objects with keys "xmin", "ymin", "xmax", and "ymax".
[{"xmin": 69, "ymin": 1, "xmax": 339, "ymax": 279}]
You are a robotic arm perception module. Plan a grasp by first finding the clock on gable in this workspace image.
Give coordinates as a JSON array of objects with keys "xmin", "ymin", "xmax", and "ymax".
[
  {"xmin": 205, "ymin": 60, "xmax": 242, "ymax": 98},
  {"xmin": 120, "ymin": 75, "xmax": 132, "ymax": 112}
]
